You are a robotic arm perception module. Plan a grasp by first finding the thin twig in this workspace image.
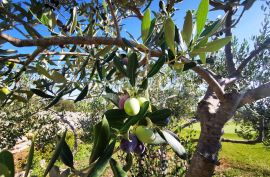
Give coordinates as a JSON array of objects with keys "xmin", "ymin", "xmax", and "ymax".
[{"xmin": 106, "ymin": 0, "xmax": 121, "ymax": 38}]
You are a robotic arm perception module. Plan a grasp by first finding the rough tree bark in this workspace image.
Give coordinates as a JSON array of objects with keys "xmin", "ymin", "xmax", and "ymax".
[{"xmin": 186, "ymin": 90, "xmax": 243, "ymax": 177}]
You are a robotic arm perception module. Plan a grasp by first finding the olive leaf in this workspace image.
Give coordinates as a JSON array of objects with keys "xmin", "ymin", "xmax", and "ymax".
[
  {"xmin": 0, "ymin": 163, "xmax": 12, "ymax": 177},
  {"xmin": 113, "ymin": 58, "xmax": 127, "ymax": 76},
  {"xmin": 30, "ymin": 89, "xmax": 54, "ymax": 99},
  {"xmin": 89, "ymin": 117, "xmax": 111, "ymax": 163},
  {"xmin": 45, "ymin": 87, "xmax": 67, "ymax": 110},
  {"xmin": 147, "ymin": 56, "xmax": 166, "ymax": 78},
  {"xmin": 164, "ymin": 17, "xmax": 176, "ymax": 55},
  {"xmin": 123, "ymin": 153, "xmax": 133, "ymax": 172},
  {"xmin": 101, "ymin": 50, "xmax": 117, "ymax": 65},
  {"xmin": 148, "ymin": 109, "xmax": 172, "ymax": 126},
  {"xmin": 127, "ymin": 53, "xmax": 138, "ymax": 87},
  {"xmin": 110, "ymin": 158, "xmax": 128, "ymax": 177},
  {"xmin": 43, "ymin": 130, "xmax": 67, "ymax": 177},
  {"xmin": 70, "ymin": 7, "xmax": 77, "ymax": 34},
  {"xmin": 74, "ymin": 85, "xmax": 89, "ymax": 103},
  {"xmin": 87, "ymin": 140, "xmax": 116, "ymax": 177},
  {"xmin": 193, "ymin": 36, "xmax": 232, "ymax": 53},
  {"xmin": 0, "ymin": 49, "xmax": 17, "ymax": 55},
  {"xmin": 60, "ymin": 140, "xmax": 74, "ymax": 168},
  {"xmin": 200, "ymin": 12, "xmax": 228, "ymax": 38},
  {"xmin": 51, "ymin": 70, "xmax": 67, "ymax": 83},
  {"xmin": 0, "ymin": 150, "xmax": 15, "ymax": 177},
  {"xmin": 161, "ymin": 130, "xmax": 186, "ymax": 159},
  {"xmin": 196, "ymin": 0, "xmax": 209, "ymax": 38},
  {"xmin": 182, "ymin": 10, "xmax": 193, "ymax": 45},
  {"xmin": 141, "ymin": 8, "xmax": 151, "ymax": 43},
  {"xmin": 24, "ymin": 136, "xmax": 35, "ymax": 177},
  {"xmin": 200, "ymin": 53, "xmax": 206, "ymax": 64},
  {"xmin": 105, "ymin": 109, "xmax": 127, "ymax": 129}
]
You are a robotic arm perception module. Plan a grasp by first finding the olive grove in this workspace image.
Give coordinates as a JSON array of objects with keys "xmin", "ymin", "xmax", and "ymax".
[{"xmin": 0, "ymin": 0, "xmax": 269, "ymax": 177}]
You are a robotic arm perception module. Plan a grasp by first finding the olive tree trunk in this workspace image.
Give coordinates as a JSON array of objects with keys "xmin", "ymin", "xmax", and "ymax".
[{"xmin": 186, "ymin": 92, "xmax": 241, "ymax": 177}]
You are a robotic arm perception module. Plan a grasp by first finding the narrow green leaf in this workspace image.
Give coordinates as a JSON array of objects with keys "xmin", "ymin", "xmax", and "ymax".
[
  {"xmin": 87, "ymin": 140, "xmax": 116, "ymax": 177},
  {"xmin": 35, "ymin": 64, "xmax": 51, "ymax": 79},
  {"xmin": 196, "ymin": 0, "xmax": 209, "ymax": 37},
  {"xmin": 193, "ymin": 36, "xmax": 232, "ymax": 53},
  {"xmin": 200, "ymin": 13, "xmax": 227, "ymax": 38},
  {"xmin": 145, "ymin": 18, "xmax": 157, "ymax": 44},
  {"xmin": 96, "ymin": 60, "xmax": 103, "ymax": 80},
  {"xmin": 148, "ymin": 109, "xmax": 172, "ymax": 126},
  {"xmin": 44, "ymin": 89, "xmax": 65, "ymax": 110},
  {"xmin": 13, "ymin": 94, "xmax": 28, "ymax": 103},
  {"xmin": 60, "ymin": 140, "xmax": 74, "ymax": 168},
  {"xmin": 106, "ymin": 68, "xmax": 116, "ymax": 81},
  {"xmin": 105, "ymin": 109, "xmax": 127, "ymax": 129},
  {"xmin": 0, "ymin": 163, "xmax": 11, "ymax": 177},
  {"xmin": 110, "ymin": 158, "xmax": 127, "ymax": 177},
  {"xmin": 182, "ymin": 10, "xmax": 193, "ymax": 45},
  {"xmin": 161, "ymin": 130, "xmax": 186, "ymax": 159},
  {"xmin": 51, "ymin": 70, "xmax": 66, "ymax": 83},
  {"xmin": 74, "ymin": 85, "xmax": 88, "ymax": 103},
  {"xmin": 101, "ymin": 50, "xmax": 117, "ymax": 65},
  {"xmin": 0, "ymin": 49, "xmax": 17, "ymax": 55},
  {"xmin": 90, "ymin": 64, "xmax": 96, "ymax": 80},
  {"xmin": 141, "ymin": 9, "xmax": 151, "ymax": 43},
  {"xmin": 164, "ymin": 17, "xmax": 176, "ymax": 55},
  {"xmin": 147, "ymin": 56, "xmax": 166, "ymax": 78},
  {"xmin": 123, "ymin": 153, "xmax": 132, "ymax": 172},
  {"xmin": 122, "ymin": 38, "xmax": 136, "ymax": 50},
  {"xmin": 24, "ymin": 137, "xmax": 35, "ymax": 177},
  {"xmin": 242, "ymin": 0, "xmax": 256, "ymax": 10},
  {"xmin": 113, "ymin": 58, "xmax": 127, "ymax": 76},
  {"xmin": 174, "ymin": 25, "xmax": 180, "ymax": 44},
  {"xmin": 140, "ymin": 78, "xmax": 148, "ymax": 90},
  {"xmin": 40, "ymin": 13, "xmax": 49, "ymax": 26},
  {"xmin": 47, "ymin": 10, "xmax": 56, "ymax": 30},
  {"xmin": 199, "ymin": 53, "xmax": 206, "ymax": 64},
  {"xmin": 43, "ymin": 130, "xmax": 67, "ymax": 177},
  {"xmin": 31, "ymin": 89, "xmax": 54, "ymax": 99},
  {"xmin": 70, "ymin": 7, "xmax": 77, "ymax": 34},
  {"xmin": 89, "ymin": 117, "xmax": 111, "ymax": 163},
  {"xmin": 95, "ymin": 46, "xmax": 113, "ymax": 58},
  {"xmin": 127, "ymin": 53, "xmax": 138, "ymax": 87},
  {"xmin": 0, "ymin": 150, "xmax": 14, "ymax": 177}
]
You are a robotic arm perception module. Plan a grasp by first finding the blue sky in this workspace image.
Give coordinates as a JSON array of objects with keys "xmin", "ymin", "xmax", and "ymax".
[
  {"xmin": 122, "ymin": 0, "xmax": 264, "ymax": 43},
  {"xmin": 2, "ymin": 0, "xmax": 265, "ymax": 54}
]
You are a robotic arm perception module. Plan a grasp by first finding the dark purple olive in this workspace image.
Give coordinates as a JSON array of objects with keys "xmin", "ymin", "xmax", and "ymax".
[
  {"xmin": 120, "ymin": 134, "xmax": 138, "ymax": 153},
  {"xmin": 221, "ymin": 129, "xmax": 224, "ymax": 135},
  {"xmin": 134, "ymin": 141, "xmax": 146, "ymax": 154},
  {"xmin": 164, "ymin": 117, "xmax": 170, "ymax": 125}
]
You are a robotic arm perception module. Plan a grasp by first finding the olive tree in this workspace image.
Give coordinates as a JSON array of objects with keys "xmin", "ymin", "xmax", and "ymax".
[{"xmin": 0, "ymin": 0, "xmax": 269, "ymax": 177}]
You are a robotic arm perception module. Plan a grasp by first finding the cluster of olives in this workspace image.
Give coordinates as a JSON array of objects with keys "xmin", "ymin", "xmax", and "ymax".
[{"xmin": 118, "ymin": 95, "xmax": 161, "ymax": 154}]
